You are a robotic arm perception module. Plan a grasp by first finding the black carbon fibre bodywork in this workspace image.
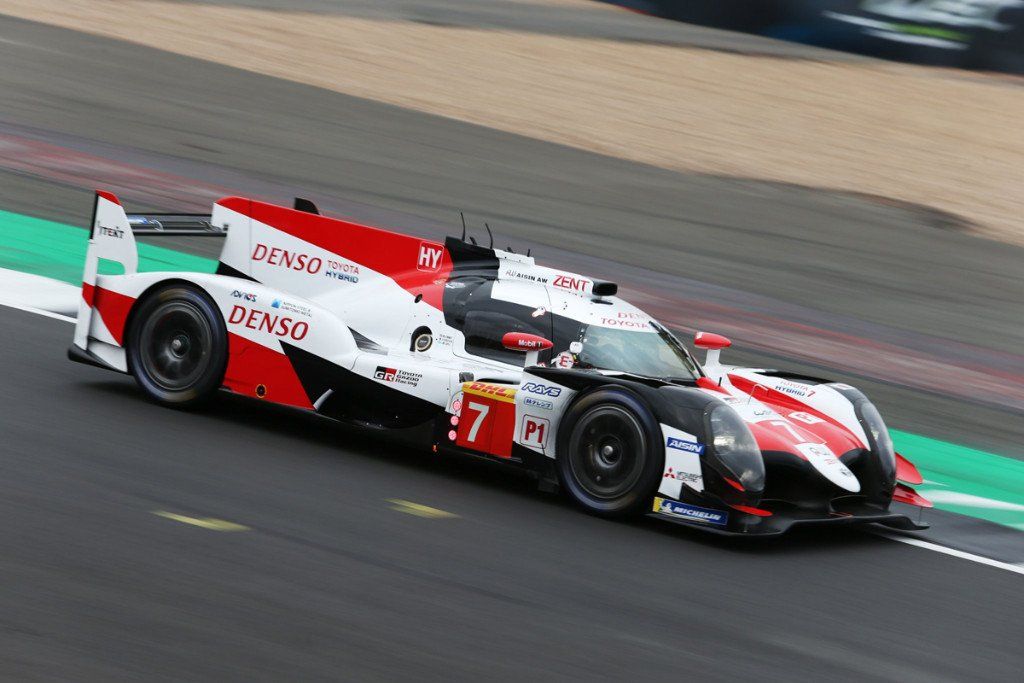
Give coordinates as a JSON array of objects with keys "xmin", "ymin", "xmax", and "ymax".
[{"xmin": 523, "ymin": 366, "xmax": 926, "ymax": 535}]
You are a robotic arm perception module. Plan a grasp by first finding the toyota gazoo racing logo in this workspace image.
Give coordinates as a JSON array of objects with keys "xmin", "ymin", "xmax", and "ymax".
[
  {"xmin": 521, "ymin": 382, "xmax": 561, "ymax": 397},
  {"xmin": 374, "ymin": 366, "xmax": 422, "ymax": 386},
  {"xmin": 374, "ymin": 366, "xmax": 398, "ymax": 382},
  {"xmin": 666, "ymin": 436, "xmax": 705, "ymax": 455},
  {"xmin": 252, "ymin": 243, "xmax": 322, "ymax": 274},
  {"xmin": 228, "ymin": 305, "xmax": 309, "ymax": 340}
]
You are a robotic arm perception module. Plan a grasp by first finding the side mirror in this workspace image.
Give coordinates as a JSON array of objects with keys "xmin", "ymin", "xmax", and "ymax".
[
  {"xmin": 501, "ymin": 332, "xmax": 553, "ymax": 366},
  {"xmin": 694, "ymin": 331, "xmax": 731, "ymax": 367}
]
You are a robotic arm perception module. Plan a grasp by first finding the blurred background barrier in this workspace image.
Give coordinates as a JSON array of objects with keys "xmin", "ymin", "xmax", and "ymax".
[{"xmin": 602, "ymin": 0, "xmax": 1024, "ymax": 72}]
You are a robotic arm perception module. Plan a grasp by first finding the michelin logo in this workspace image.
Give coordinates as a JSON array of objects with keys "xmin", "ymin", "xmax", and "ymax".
[
  {"xmin": 666, "ymin": 436, "xmax": 705, "ymax": 455},
  {"xmin": 654, "ymin": 498, "xmax": 728, "ymax": 526}
]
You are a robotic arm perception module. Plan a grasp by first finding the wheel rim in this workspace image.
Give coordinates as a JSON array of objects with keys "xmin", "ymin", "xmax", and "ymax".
[
  {"xmin": 138, "ymin": 300, "xmax": 213, "ymax": 391},
  {"xmin": 567, "ymin": 405, "xmax": 646, "ymax": 500}
]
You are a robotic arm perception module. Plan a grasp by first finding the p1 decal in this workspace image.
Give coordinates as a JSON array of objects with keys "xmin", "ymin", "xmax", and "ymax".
[
  {"xmin": 417, "ymin": 241, "xmax": 443, "ymax": 272},
  {"xmin": 520, "ymin": 415, "xmax": 550, "ymax": 449},
  {"xmin": 652, "ymin": 497, "xmax": 728, "ymax": 526}
]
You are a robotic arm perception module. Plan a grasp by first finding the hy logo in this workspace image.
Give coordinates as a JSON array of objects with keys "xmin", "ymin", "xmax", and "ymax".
[{"xmin": 417, "ymin": 242, "xmax": 443, "ymax": 272}]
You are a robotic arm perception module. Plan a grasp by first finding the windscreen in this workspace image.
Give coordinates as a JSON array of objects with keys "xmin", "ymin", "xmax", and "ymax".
[{"xmin": 574, "ymin": 323, "xmax": 700, "ymax": 380}]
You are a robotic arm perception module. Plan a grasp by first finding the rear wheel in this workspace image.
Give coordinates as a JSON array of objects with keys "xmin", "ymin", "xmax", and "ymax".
[
  {"xmin": 127, "ymin": 285, "xmax": 227, "ymax": 408},
  {"xmin": 557, "ymin": 389, "xmax": 663, "ymax": 517}
]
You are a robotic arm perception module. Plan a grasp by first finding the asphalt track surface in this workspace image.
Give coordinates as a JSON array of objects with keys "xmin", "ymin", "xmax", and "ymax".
[
  {"xmin": 0, "ymin": 5, "xmax": 1022, "ymax": 680},
  {"xmin": 4, "ymin": 306, "xmax": 1023, "ymax": 682}
]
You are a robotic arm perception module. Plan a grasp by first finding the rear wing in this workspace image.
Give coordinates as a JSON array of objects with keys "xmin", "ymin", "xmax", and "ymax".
[
  {"xmin": 115, "ymin": 196, "xmax": 321, "ymax": 236},
  {"xmin": 74, "ymin": 191, "xmax": 322, "ymax": 341},
  {"xmin": 126, "ymin": 213, "xmax": 224, "ymax": 236}
]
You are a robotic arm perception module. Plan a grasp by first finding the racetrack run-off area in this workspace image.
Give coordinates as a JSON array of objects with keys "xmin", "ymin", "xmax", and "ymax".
[{"xmin": 2, "ymin": 0, "xmax": 1023, "ymax": 246}]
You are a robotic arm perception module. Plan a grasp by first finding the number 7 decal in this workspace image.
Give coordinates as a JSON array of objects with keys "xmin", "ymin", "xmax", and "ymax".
[{"xmin": 466, "ymin": 401, "xmax": 490, "ymax": 442}]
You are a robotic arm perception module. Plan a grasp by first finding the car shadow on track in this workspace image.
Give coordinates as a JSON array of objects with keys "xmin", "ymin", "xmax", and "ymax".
[{"xmin": 87, "ymin": 379, "xmax": 895, "ymax": 556}]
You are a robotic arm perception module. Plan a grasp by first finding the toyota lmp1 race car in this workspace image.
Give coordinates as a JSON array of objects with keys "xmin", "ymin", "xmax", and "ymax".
[{"xmin": 69, "ymin": 190, "xmax": 932, "ymax": 536}]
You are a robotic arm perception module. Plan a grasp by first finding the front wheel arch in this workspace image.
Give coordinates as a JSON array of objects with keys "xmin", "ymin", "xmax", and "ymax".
[{"xmin": 555, "ymin": 386, "xmax": 664, "ymax": 518}]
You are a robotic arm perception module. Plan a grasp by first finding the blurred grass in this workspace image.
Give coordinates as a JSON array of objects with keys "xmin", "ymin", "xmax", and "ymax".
[{"xmin": 0, "ymin": 209, "xmax": 216, "ymax": 283}]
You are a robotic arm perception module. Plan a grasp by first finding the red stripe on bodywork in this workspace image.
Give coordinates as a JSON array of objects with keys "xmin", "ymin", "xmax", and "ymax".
[
  {"xmin": 895, "ymin": 452, "xmax": 924, "ymax": 485},
  {"xmin": 92, "ymin": 286, "xmax": 136, "ymax": 345},
  {"xmin": 95, "ymin": 189, "xmax": 121, "ymax": 205},
  {"xmin": 696, "ymin": 376, "xmax": 729, "ymax": 394},
  {"xmin": 222, "ymin": 332, "xmax": 314, "ymax": 410},
  {"xmin": 82, "ymin": 282, "xmax": 95, "ymax": 307},
  {"xmin": 727, "ymin": 374, "xmax": 865, "ymax": 451},
  {"xmin": 729, "ymin": 504, "xmax": 772, "ymax": 517},
  {"xmin": 219, "ymin": 197, "xmax": 454, "ymax": 310},
  {"xmin": 893, "ymin": 483, "xmax": 932, "ymax": 508}
]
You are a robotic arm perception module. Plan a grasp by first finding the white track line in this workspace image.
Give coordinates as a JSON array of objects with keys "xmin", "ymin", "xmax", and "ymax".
[
  {"xmin": 0, "ymin": 299, "xmax": 75, "ymax": 323},
  {"xmin": 873, "ymin": 530, "xmax": 1024, "ymax": 576},
  {"xmin": 3, "ymin": 294, "xmax": 1023, "ymax": 576}
]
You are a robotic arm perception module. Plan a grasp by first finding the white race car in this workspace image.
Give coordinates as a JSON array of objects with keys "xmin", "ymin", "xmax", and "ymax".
[{"xmin": 69, "ymin": 191, "xmax": 931, "ymax": 535}]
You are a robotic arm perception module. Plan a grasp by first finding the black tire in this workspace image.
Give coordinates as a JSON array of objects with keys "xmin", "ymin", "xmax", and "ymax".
[
  {"xmin": 127, "ymin": 284, "xmax": 227, "ymax": 408},
  {"xmin": 556, "ymin": 388, "xmax": 663, "ymax": 518}
]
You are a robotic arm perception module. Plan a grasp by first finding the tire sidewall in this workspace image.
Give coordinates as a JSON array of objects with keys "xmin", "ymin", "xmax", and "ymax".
[
  {"xmin": 127, "ymin": 284, "xmax": 228, "ymax": 407},
  {"xmin": 556, "ymin": 387, "xmax": 664, "ymax": 517}
]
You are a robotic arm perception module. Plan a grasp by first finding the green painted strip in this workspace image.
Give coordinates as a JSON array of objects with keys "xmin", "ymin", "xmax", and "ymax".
[
  {"xmin": 893, "ymin": 430, "xmax": 1024, "ymax": 530},
  {"xmin": 0, "ymin": 209, "xmax": 216, "ymax": 284},
  {"xmin": 3, "ymin": 209, "xmax": 1023, "ymax": 530}
]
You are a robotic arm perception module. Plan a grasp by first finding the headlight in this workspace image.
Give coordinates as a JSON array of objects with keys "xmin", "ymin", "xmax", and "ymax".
[
  {"xmin": 707, "ymin": 404, "xmax": 765, "ymax": 492},
  {"xmin": 856, "ymin": 400, "xmax": 895, "ymax": 465}
]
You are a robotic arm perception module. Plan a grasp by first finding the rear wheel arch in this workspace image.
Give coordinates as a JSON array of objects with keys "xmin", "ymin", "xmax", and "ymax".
[
  {"xmin": 125, "ymin": 280, "xmax": 229, "ymax": 408},
  {"xmin": 122, "ymin": 277, "xmax": 218, "ymax": 369}
]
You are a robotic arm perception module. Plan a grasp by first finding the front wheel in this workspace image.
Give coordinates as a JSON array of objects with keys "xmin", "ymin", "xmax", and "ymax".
[
  {"xmin": 127, "ymin": 284, "xmax": 228, "ymax": 408},
  {"xmin": 556, "ymin": 389, "xmax": 663, "ymax": 518}
]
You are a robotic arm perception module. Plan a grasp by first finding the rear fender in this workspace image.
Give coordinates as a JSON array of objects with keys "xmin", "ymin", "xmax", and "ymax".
[{"xmin": 79, "ymin": 271, "xmax": 358, "ymax": 410}]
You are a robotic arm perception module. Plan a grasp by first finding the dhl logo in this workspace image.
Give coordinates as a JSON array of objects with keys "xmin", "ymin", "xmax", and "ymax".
[{"xmin": 462, "ymin": 381, "xmax": 517, "ymax": 403}]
